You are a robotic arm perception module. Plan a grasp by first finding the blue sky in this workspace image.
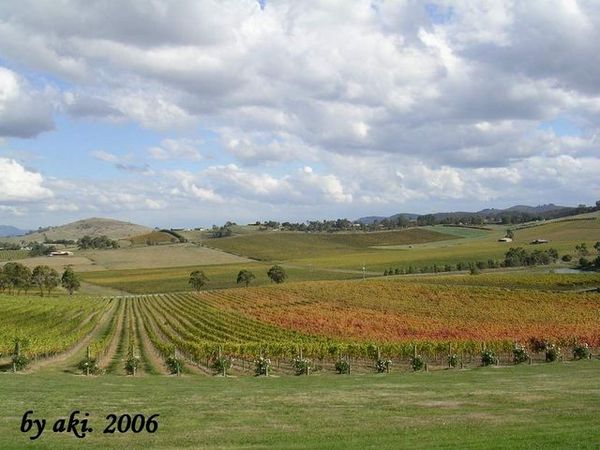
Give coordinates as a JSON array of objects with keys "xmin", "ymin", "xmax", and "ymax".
[{"xmin": 0, "ymin": 1, "xmax": 599, "ymax": 228}]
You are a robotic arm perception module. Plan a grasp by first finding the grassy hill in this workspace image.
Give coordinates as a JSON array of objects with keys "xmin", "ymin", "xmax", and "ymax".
[
  {"xmin": 204, "ymin": 228, "xmax": 458, "ymax": 261},
  {"xmin": 14, "ymin": 218, "xmax": 152, "ymax": 242}
]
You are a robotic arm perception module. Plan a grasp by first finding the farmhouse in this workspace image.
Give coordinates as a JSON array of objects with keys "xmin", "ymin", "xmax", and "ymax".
[
  {"xmin": 498, "ymin": 237, "xmax": 513, "ymax": 243},
  {"xmin": 49, "ymin": 251, "xmax": 74, "ymax": 257}
]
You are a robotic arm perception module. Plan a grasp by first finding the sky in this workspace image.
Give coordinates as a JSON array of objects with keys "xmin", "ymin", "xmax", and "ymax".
[{"xmin": 0, "ymin": 0, "xmax": 599, "ymax": 229}]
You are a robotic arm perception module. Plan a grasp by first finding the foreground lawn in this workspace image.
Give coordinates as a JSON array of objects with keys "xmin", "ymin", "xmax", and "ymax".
[{"xmin": 1, "ymin": 361, "xmax": 599, "ymax": 449}]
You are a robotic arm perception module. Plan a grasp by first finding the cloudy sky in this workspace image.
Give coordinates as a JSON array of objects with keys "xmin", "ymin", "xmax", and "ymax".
[{"xmin": 0, "ymin": 0, "xmax": 599, "ymax": 228}]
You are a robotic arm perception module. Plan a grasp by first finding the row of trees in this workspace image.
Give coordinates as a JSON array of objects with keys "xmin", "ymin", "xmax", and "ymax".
[
  {"xmin": 503, "ymin": 247, "xmax": 559, "ymax": 267},
  {"xmin": 188, "ymin": 265, "xmax": 288, "ymax": 291},
  {"xmin": 0, "ymin": 263, "xmax": 80, "ymax": 296},
  {"xmin": 77, "ymin": 235, "xmax": 119, "ymax": 249}
]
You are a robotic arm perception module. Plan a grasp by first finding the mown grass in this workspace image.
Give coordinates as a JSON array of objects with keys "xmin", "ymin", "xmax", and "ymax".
[{"xmin": 1, "ymin": 361, "xmax": 599, "ymax": 449}]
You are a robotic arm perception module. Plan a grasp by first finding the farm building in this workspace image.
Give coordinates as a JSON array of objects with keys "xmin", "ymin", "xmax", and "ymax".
[
  {"xmin": 530, "ymin": 239, "xmax": 549, "ymax": 244},
  {"xmin": 49, "ymin": 251, "xmax": 73, "ymax": 257},
  {"xmin": 498, "ymin": 237, "xmax": 513, "ymax": 242}
]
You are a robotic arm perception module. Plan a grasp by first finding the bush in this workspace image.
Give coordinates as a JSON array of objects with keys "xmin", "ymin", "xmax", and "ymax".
[
  {"xmin": 447, "ymin": 354, "xmax": 459, "ymax": 368},
  {"xmin": 335, "ymin": 358, "xmax": 351, "ymax": 374},
  {"xmin": 375, "ymin": 358, "xmax": 392, "ymax": 373},
  {"xmin": 469, "ymin": 264, "xmax": 481, "ymax": 275},
  {"xmin": 481, "ymin": 350, "xmax": 498, "ymax": 366},
  {"xmin": 212, "ymin": 355, "xmax": 233, "ymax": 375},
  {"xmin": 411, "ymin": 355, "xmax": 424, "ymax": 371},
  {"xmin": 166, "ymin": 355, "xmax": 183, "ymax": 375},
  {"xmin": 254, "ymin": 356, "xmax": 271, "ymax": 376},
  {"xmin": 573, "ymin": 343, "xmax": 591, "ymax": 360},
  {"xmin": 292, "ymin": 356, "xmax": 313, "ymax": 375},
  {"xmin": 545, "ymin": 343, "xmax": 560, "ymax": 362},
  {"xmin": 561, "ymin": 254, "xmax": 572, "ymax": 262},
  {"xmin": 512, "ymin": 344, "xmax": 529, "ymax": 364}
]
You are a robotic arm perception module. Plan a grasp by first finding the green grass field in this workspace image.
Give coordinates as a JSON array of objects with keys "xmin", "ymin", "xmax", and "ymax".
[
  {"xmin": 204, "ymin": 228, "xmax": 459, "ymax": 261},
  {"xmin": 1, "ymin": 361, "xmax": 599, "ymax": 449}
]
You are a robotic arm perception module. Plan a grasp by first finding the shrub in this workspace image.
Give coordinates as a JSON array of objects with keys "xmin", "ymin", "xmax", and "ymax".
[
  {"xmin": 573, "ymin": 343, "xmax": 591, "ymax": 360},
  {"xmin": 166, "ymin": 355, "xmax": 183, "ymax": 375},
  {"xmin": 212, "ymin": 355, "xmax": 233, "ymax": 375},
  {"xmin": 375, "ymin": 358, "xmax": 392, "ymax": 373},
  {"xmin": 254, "ymin": 356, "xmax": 271, "ymax": 376},
  {"xmin": 447, "ymin": 354, "xmax": 459, "ymax": 368},
  {"xmin": 561, "ymin": 254, "xmax": 572, "ymax": 262},
  {"xmin": 411, "ymin": 355, "xmax": 424, "ymax": 371},
  {"xmin": 545, "ymin": 343, "xmax": 560, "ymax": 362},
  {"xmin": 292, "ymin": 356, "xmax": 313, "ymax": 375},
  {"xmin": 335, "ymin": 358, "xmax": 351, "ymax": 374},
  {"xmin": 469, "ymin": 263, "xmax": 481, "ymax": 275},
  {"xmin": 512, "ymin": 344, "xmax": 529, "ymax": 364},
  {"xmin": 481, "ymin": 349, "xmax": 498, "ymax": 366}
]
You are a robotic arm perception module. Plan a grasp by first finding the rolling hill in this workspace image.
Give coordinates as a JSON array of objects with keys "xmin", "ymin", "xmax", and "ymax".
[{"xmin": 14, "ymin": 218, "xmax": 152, "ymax": 242}]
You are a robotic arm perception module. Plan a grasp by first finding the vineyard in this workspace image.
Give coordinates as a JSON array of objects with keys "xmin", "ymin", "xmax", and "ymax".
[
  {"xmin": 0, "ymin": 249, "xmax": 29, "ymax": 261},
  {"xmin": 0, "ymin": 295, "xmax": 110, "ymax": 361},
  {"xmin": 2, "ymin": 273, "xmax": 599, "ymax": 377}
]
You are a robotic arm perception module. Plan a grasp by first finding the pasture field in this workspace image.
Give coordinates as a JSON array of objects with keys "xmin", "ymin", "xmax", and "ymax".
[
  {"xmin": 1, "ymin": 362, "xmax": 600, "ymax": 449},
  {"xmin": 80, "ymin": 243, "xmax": 250, "ymax": 270},
  {"xmin": 79, "ymin": 262, "xmax": 364, "ymax": 293}
]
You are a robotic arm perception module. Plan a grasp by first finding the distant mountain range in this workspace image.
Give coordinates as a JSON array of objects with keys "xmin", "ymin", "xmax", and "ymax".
[
  {"xmin": 357, "ymin": 204, "xmax": 574, "ymax": 224},
  {"xmin": 0, "ymin": 225, "xmax": 29, "ymax": 237}
]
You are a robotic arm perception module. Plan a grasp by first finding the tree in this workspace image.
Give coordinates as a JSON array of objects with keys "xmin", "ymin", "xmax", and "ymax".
[
  {"xmin": 236, "ymin": 270, "xmax": 255, "ymax": 287},
  {"xmin": 3, "ymin": 262, "xmax": 32, "ymax": 294},
  {"xmin": 61, "ymin": 267, "xmax": 81, "ymax": 295},
  {"xmin": 44, "ymin": 268, "xmax": 60, "ymax": 295},
  {"xmin": 32, "ymin": 265, "xmax": 59, "ymax": 296},
  {"xmin": 505, "ymin": 229, "xmax": 514, "ymax": 239},
  {"xmin": 267, "ymin": 265, "xmax": 287, "ymax": 284},
  {"xmin": 594, "ymin": 241, "xmax": 600, "ymax": 253},
  {"xmin": 189, "ymin": 270, "xmax": 209, "ymax": 291},
  {"xmin": 32, "ymin": 265, "xmax": 51, "ymax": 296},
  {"xmin": 575, "ymin": 243, "xmax": 589, "ymax": 256}
]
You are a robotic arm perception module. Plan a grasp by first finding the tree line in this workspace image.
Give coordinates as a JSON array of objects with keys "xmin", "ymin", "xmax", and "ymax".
[
  {"xmin": 188, "ymin": 265, "xmax": 287, "ymax": 291},
  {"xmin": 0, "ymin": 263, "xmax": 80, "ymax": 296}
]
